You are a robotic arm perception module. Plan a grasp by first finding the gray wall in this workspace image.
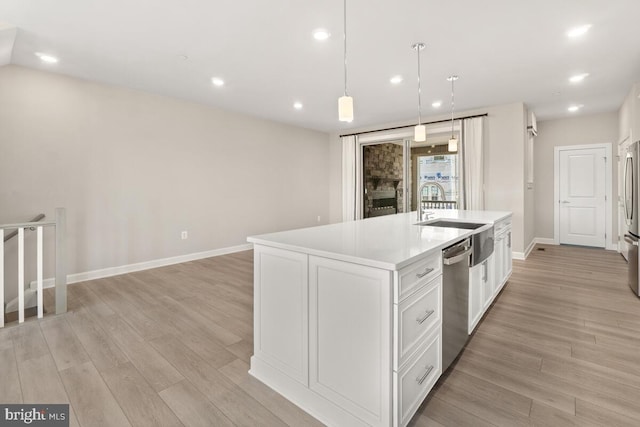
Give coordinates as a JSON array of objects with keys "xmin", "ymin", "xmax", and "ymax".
[
  {"xmin": 1, "ymin": 65, "xmax": 330, "ymax": 301},
  {"xmin": 533, "ymin": 112, "xmax": 619, "ymax": 240},
  {"xmin": 619, "ymin": 82, "xmax": 639, "ymax": 142}
]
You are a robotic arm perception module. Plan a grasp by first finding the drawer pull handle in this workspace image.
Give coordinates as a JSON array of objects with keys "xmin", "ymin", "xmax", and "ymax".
[
  {"xmin": 416, "ymin": 365, "xmax": 434, "ymax": 385},
  {"xmin": 416, "ymin": 309, "xmax": 435, "ymax": 325},
  {"xmin": 416, "ymin": 267, "xmax": 434, "ymax": 278}
]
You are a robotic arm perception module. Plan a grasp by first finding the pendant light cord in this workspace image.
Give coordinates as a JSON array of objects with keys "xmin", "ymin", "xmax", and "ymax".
[
  {"xmin": 417, "ymin": 46, "xmax": 422, "ymax": 125},
  {"xmin": 450, "ymin": 76, "xmax": 456, "ymax": 137},
  {"xmin": 451, "ymin": 78, "xmax": 454, "ymax": 135},
  {"xmin": 343, "ymin": 0, "xmax": 348, "ymax": 96}
]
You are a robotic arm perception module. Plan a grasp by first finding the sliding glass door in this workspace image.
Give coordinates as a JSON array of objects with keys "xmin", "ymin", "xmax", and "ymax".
[
  {"xmin": 410, "ymin": 146, "xmax": 460, "ymax": 212},
  {"xmin": 356, "ymin": 123, "xmax": 461, "ymax": 219}
]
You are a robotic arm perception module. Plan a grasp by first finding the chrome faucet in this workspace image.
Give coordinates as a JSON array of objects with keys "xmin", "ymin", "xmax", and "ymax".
[{"xmin": 417, "ymin": 182, "xmax": 436, "ymax": 222}]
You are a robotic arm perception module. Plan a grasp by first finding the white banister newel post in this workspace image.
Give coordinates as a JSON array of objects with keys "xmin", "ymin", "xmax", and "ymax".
[
  {"xmin": 55, "ymin": 208, "xmax": 67, "ymax": 315},
  {"xmin": 18, "ymin": 227, "xmax": 24, "ymax": 323},
  {"xmin": 37, "ymin": 226, "xmax": 44, "ymax": 319}
]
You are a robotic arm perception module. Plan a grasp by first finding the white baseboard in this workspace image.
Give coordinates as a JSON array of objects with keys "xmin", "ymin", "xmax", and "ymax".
[
  {"xmin": 512, "ymin": 242, "xmax": 531, "ymax": 261},
  {"xmin": 30, "ymin": 243, "xmax": 253, "ymax": 289},
  {"xmin": 526, "ymin": 238, "xmax": 617, "ymax": 252},
  {"xmin": 512, "ymin": 238, "xmax": 557, "ymax": 261},
  {"xmin": 535, "ymin": 238, "xmax": 557, "ymax": 245},
  {"xmin": 511, "ymin": 237, "xmax": 619, "ymax": 260}
]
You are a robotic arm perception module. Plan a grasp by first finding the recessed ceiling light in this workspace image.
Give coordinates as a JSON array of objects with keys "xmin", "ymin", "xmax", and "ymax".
[
  {"xmin": 35, "ymin": 52, "xmax": 58, "ymax": 63},
  {"xmin": 293, "ymin": 102, "xmax": 303, "ymax": 110},
  {"xmin": 313, "ymin": 29, "xmax": 330, "ymax": 41},
  {"xmin": 567, "ymin": 24, "xmax": 591, "ymax": 38},
  {"xmin": 568, "ymin": 104, "xmax": 583, "ymax": 112},
  {"xmin": 569, "ymin": 73, "xmax": 589, "ymax": 83},
  {"xmin": 432, "ymin": 101, "xmax": 442, "ymax": 108},
  {"xmin": 390, "ymin": 75, "xmax": 403, "ymax": 84},
  {"xmin": 211, "ymin": 77, "xmax": 225, "ymax": 87}
]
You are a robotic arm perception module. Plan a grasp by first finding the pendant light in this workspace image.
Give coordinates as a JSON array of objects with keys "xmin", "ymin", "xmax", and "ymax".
[
  {"xmin": 447, "ymin": 75, "xmax": 459, "ymax": 152},
  {"xmin": 338, "ymin": 0, "xmax": 353, "ymax": 122},
  {"xmin": 413, "ymin": 43, "xmax": 426, "ymax": 142}
]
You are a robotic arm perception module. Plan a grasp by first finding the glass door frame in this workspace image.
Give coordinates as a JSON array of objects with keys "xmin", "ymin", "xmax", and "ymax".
[{"xmin": 355, "ymin": 124, "xmax": 460, "ymax": 219}]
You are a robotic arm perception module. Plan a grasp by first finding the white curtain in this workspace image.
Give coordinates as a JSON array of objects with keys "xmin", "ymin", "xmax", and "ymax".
[
  {"xmin": 341, "ymin": 135, "xmax": 357, "ymax": 221},
  {"xmin": 462, "ymin": 117, "xmax": 485, "ymax": 210}
]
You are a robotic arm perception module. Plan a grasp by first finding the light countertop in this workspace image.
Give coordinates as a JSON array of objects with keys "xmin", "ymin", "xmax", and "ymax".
[{"xmin": 247, "ymin": 210, "xmax": 512, "ymax": 270}]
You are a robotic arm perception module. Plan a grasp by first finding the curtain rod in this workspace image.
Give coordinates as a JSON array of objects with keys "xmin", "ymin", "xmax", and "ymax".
[{"xmin": 339, "ymin": 113, "xmax": 489, "ymax": 138}]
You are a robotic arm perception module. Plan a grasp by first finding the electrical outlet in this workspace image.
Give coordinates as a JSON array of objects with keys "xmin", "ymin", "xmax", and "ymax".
[
  {"xmin": 317, "ymin": 216, "xmax": 321, "ymax": 222},
  {"xmin": 181, "ymin": 231, "xmax": 188, "ymax": 240}
]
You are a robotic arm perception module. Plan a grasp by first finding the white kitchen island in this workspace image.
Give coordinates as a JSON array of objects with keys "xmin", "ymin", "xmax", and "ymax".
[{"xmin": 247, "ymin": 210, "xmax": 512, "ymax": 427}]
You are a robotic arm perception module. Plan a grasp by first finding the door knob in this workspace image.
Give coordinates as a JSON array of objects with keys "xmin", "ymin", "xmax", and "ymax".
[{"xmin": 561, "ymin": 200, "xmax": 570, "ymax": 204}]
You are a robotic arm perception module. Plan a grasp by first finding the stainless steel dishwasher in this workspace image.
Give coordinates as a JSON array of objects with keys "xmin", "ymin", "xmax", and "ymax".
[{"xmin": 441, "ymin": 238, "xmax": 473, "ymax": 372}]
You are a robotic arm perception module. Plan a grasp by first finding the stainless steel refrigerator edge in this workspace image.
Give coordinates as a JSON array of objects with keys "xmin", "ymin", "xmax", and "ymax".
[{"xmin": 623, "ymin": 140, "xmax": 640, "ymax": 297}]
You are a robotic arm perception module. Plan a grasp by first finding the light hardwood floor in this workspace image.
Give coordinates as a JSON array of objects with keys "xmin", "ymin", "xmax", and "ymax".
[{"xmin": 0, "ymin": 245, "xmax": 637, "ymax": 426}]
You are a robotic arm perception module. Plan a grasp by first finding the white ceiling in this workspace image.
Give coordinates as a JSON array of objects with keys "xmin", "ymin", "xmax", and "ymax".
[{"xmin": 1, "ymin": 0, "xmax": 639, "ymax": 133}]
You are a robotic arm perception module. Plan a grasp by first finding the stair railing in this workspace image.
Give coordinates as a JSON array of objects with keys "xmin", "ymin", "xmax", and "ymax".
[{"xmin": 0, "ymin": 208, "xmax": 66, "ymax": 327}]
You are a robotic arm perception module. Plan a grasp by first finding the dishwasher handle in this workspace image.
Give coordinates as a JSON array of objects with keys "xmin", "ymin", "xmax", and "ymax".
[{"xmin": 443, "ymin": 247, "xmax": 473, "ymax": 265}]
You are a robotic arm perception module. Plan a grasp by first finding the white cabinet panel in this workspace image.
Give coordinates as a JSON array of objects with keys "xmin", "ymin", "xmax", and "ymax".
[
  {"xmin": 482, "ymin": 254, "xmax": 495, "ymax": 310},
  {"xmin": 468, "ymin": 263, "xmax": 483, "ymax": 334},
  {"xmin": 505, "ymin": 230, "xmax": 513, "ymax": 279},
  {"xmin": 254, "ymin": 246, "xmax": 308, "ymax": 385},
  {"xmin": 309, "ymin": 256, "xmax": 392, "ymax": 427},
  {"xmin": 393, "ymin": 329, "xmax": 441, "ymax": 427},
  {"xmin": 493, "ymin": 220, "xmax": 512, "ymax": 296},
  {"xmin": 394, "ymin": 276, "xmax": 441, "ymax": 370},
  {"xmin": 494, "ymin": 235, "xmax": 504, "ymax": 295}
]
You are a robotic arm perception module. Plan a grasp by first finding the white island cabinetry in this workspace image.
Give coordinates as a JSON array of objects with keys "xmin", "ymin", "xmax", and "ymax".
[
  {"xmin": 308, "ymin": 255, "xmax": 392, "ymax": 426},
  {"xmin": 494, "ymin": 217, "xmax": 513, "ymax": 294},
  {"xmin": 253, "ymin": 245, "xmax": 442, "ymax": 427},
  {"xmin": 248, "ymin": 210, "xmax": 511, "ymax": 427},
  {"xmin": 468, "ymin": 253, "xmax": 496, "ymax": 334},
  {"xmin": 253, "ymin": 246, "xmax": 309, "ymax": 386}
]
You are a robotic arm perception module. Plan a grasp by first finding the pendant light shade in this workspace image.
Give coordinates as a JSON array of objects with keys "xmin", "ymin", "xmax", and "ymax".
[
  {"xmin": 413, "ymin": 43, "xmax": 426, "ymax": 142},
  {"xmin": 338, "ymin": 95, "xmax": 354, "ymax": 122},
  {"xmin": 338, "ymin": 0, "xmax": 353, "ymax": 122},
  {"xmin": 447, "ymin": 75, "xmax": 459, "ymax": 152},
  {"xmin": 448, "ymin": 137, "xmax": 458, "ymax": 152}
]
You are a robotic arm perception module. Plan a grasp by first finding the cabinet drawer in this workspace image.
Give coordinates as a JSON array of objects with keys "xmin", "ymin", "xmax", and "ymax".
[
  {"xmin": 396, "ymin": 252, "xmax": 442, "ymax": 302},
  {"xmin": 494, "ymin": 217, "xmax": 512, "ymax": 234},
  {"xmin": 394, "ymin": 276, "xmax": 441, "ymax": 370},
  {"xmin": 393, "ymin": 329, "xmax": 441, "ymax": 427}
]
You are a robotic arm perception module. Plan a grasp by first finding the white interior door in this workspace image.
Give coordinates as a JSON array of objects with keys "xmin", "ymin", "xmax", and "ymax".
[{"xmin": 559, "ymin": 147, "xmax": 606, "ymax": 247}]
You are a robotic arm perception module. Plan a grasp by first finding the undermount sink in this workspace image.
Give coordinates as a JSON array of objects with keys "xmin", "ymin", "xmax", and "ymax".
[{"xmin": 417, "ymin": 220, "xmax": 487, "ymax": 230}]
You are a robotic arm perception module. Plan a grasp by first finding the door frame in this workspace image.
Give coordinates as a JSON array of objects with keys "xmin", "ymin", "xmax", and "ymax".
[
  {"xmin": 355, "ymin": 124, "xmax": 460, "ymax": 219},
  {"xmin": 553, "ymin": 143, "xmax": 613, "ymax": 249},
  {"xmin": 618, "ymin": 133, "xmax": 632, "ymax": 255}
]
